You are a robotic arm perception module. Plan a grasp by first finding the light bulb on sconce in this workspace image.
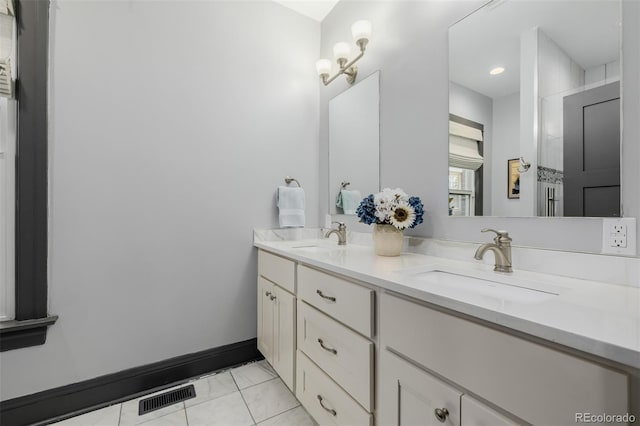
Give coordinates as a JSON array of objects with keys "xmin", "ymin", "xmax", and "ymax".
[
  {"xmin": 333, "ymin": 42, "xmax": 351, "ymax": 67},
  {"xmin": 316, "ymin": 20, "xmax": 372, "ymax": 86},
  {"xmin": 315, "ymin": 59, "xmax": 332, "ymax": 79},
  {"xmin": 351, "ymin": 20, "xmax": 372, "ymax": 49}
]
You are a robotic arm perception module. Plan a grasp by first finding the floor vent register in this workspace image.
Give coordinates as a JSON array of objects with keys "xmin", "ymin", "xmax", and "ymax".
[{"xmin": 138, "ymin": 384, "xmax": 196, "ymax": 415}]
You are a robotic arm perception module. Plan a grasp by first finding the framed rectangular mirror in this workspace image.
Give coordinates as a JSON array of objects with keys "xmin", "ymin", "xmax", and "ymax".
[
  {"xmin": 329, "ymin": 70, "xmax": 380, "ymax": 215},
  {"xmin": 448, "ymin": 0, "xmax": 621, "ymax": 218}
]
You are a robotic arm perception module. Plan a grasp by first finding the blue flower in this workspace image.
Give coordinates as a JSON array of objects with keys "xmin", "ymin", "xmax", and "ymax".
[
  {"xmin": 408, "ymin": 196, "xmax": 424, "ymax": 229},
  {"xmin": 356, "ymin": 194, "xmax": 377, "ymax": 225}
]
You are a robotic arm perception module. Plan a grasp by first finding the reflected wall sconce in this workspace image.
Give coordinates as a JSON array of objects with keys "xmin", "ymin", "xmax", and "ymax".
[
  {"xmin": 518, "ymin": 156, "xmax": 531, "ymax": 173},
  {"xmin": 316, "ymin": 20, "xmax": 371, "ymax": 86}
]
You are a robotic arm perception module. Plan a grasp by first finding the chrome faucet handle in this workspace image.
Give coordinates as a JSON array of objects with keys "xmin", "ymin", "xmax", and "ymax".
[
  {"xmin": 331, "ymin": 221, "xmax": 346, "ymax": 230},
  {"xmin": 481, "ymin": 228, "xmax": 512, "ymax": 244}
]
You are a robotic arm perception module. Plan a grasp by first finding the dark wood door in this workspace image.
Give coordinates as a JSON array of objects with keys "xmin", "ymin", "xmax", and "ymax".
[{"xmin": 563, "ymin": 81, "xmax": 620, "ymax": 217}]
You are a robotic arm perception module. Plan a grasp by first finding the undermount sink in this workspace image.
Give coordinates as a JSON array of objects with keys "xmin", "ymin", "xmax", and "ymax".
[
  {"xmin": 290, "ymin": 245, "xmax": 336, "ymax": 254},
  {"xmin": 402, "ymin": 269, "xmax": 561, "ymax": 305}
]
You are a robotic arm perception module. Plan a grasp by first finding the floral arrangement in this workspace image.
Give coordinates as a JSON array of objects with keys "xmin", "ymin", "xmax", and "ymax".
[{"xmin": 356, "ymin": 188, "xmax": 424, "ymax": 230}]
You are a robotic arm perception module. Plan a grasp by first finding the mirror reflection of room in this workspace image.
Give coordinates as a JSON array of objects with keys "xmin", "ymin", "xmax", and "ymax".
[
  {"xmin": 329, "ymin": 71, "xmax": 380, "ymax": 215},
  {"xmin": 448, "ymin": 0, "xmax": 620, "ymax": 218}
]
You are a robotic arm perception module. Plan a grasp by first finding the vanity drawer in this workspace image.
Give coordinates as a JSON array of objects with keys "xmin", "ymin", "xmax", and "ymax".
[
  {"xmin": 380, "ymin": 293, "xmax": 628, "ymax": 426},
  {"xmin": 296, "ymin": 350, "xmax": 372, "ymax": 426},
  {"xmin": 258, "ymin": 250, "xmax": 295, "ymax": 293},
  {"xmin": 297, "ymin": 300, "xmax": 373, "ymax": 411},
  {"xmin": 298, "ymin": 265, "xmax": 374, "ymax": 337}
]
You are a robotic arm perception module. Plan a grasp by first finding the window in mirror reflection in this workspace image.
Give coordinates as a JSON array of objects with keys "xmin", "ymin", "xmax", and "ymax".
[
  {"xmin": 448, "ymin": 116, "xmax": 484, "ymax": 216},
  {"xmin": 448, "ymin": 0, "xmax": 621, "ymax": 218}
]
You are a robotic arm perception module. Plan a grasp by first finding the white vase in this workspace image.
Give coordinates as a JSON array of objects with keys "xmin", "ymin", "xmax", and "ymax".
[{"xmin": 372, "ymin": 224, "xmax": 404, "ymax": 256}]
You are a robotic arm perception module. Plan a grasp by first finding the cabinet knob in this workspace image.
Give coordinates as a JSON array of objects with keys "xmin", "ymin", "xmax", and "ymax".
[
  {"xmin": 317, "ymin": 395, "xmax": 337, "ymax": 416},
  {"xmin": 265, "ymin": 291, "xmax": 271, "ymax": 297},
  {"xmin": 434, "ymin": 407, "xmax": 449, "ymax": 423},
  {"xmin": 270, "ymin": 295, "xmax": 276, "ymax": 301}
]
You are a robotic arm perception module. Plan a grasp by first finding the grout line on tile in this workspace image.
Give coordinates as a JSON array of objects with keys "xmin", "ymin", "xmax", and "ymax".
[
  {"xmin": 231, "ymin": 370, "xmax": 258, "ymax": 425},
  {"xmin": 181, "ymin": 390, "xmax": 236, "ymax": 411},
  {"xmin": 118, "ymin": 403, "xmax": 123, "ymax": 426},
  {"xmin": 254, "ymin": 404, "xmax": 302, "ymax": 426},
  {"xmin": 183, "ymin": 408, "xmax": 189, "ymax": 426},
  {"xmin": 239, "ymin": 376, "xmax": 281, "ymax": 392}
]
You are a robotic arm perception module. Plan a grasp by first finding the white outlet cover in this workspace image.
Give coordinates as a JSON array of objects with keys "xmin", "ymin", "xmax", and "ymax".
[{"xmin": 602, "ymin": 217, "xmax": 636, "ymax": 255}]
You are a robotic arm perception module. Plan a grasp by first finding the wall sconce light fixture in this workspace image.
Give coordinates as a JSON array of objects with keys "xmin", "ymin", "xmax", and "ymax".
[
  {"xmin": 518, "ymin": 156, "xmax": 531, "ymax": 173},
  {"xmin": 316, "ymin": 20, "xmax": 372, "ymax": 86}
]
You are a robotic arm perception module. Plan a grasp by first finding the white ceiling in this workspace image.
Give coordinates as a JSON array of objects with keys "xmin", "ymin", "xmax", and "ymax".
[
  {"xmin": 272, "ymin": 0, "xmax": 339, "ymax": 22},
  {"xmin": 449, "ymin": 0, "xmax": 620, "ymax": 99}
]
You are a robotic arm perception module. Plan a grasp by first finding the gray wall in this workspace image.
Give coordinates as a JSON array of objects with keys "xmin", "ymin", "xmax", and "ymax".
[
  {"xmin": 321, "ymin": 0, "xmax": 640, "ymax": 254},
  {"xmin": 492, "ymin": 92, "xmax": 521, "ymax": 216},
  {"xmin": 0, "ymin": 0, "xmax": 319, "ymax": 400}
]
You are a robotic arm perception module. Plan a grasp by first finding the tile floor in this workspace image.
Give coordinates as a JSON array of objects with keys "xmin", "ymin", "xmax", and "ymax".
[{"xmin": 50, "ymin": 360, "xmax": 316, "ymax": 426}]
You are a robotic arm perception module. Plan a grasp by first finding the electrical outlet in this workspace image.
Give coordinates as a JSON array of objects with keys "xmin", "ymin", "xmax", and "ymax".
[
  {"xmin": 610, "ymin": 236, "xmax": 627, "ymax": 248},
  {"xmin": 602, "ymin": 218, "xmax": 636, "ymax": 255},
  {"xmin": 613, "ymin": 224, "xmax": 626, "ymax": 233}
]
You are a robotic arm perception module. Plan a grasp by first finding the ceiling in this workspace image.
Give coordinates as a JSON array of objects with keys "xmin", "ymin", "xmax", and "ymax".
[
  {"xmin": 449, "ymin": 0, "xmax": 620, "ymax": 99},
  {"xmin": 272, "ymin": 0, "xmax": 339, "ymax": 22}
]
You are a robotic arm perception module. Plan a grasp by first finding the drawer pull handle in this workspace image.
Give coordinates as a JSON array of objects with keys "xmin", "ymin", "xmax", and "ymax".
[
  {"xmin": 317, "ymin": 338, "xmax": 338, "ymax": 355},
  {"xmin": 434, "ymin": 408, "xmax": 449, "ymax": 423},
  {"xmin": 317, "ymin": 395, "xmax": 337, "ymax": 416},
  {"xmin": 265, "ymin": 291, "xmax": 271, "ymax": 297},
  {"xmin": 316, "ymin": 290, "xmax": 336, "ymax": 302},
  {"xmin": 270, "ymin": 295, "xmax": 276, "ymax": 301}
]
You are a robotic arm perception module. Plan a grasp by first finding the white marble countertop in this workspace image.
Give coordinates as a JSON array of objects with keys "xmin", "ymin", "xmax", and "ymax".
[{"xmin": 254, "ymin": 231, "xmax": 640, "ymax": 371}]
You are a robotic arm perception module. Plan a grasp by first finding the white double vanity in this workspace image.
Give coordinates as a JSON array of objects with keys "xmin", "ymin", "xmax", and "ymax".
[{"xmin": 254, "ymin": 229, "xmax": 638, "ymax": 426}]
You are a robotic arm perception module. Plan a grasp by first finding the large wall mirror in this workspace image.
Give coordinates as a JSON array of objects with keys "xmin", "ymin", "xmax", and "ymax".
[
  {"xmin": 329, "ymin": 71, "xmax": 380, "ymax": 215},
  {"xmin": 448, "ymin": 0, "xmax": 621, "ymax": 217}
]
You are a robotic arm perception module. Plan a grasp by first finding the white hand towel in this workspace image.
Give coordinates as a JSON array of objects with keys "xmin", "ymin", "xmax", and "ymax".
[
  {"xmin": 341, "ymin": 189, "xmax": 362, "ymax": 215},
  {"xmin": 277, "ymin": 186, "xmax": 305, "ymax": 228}
]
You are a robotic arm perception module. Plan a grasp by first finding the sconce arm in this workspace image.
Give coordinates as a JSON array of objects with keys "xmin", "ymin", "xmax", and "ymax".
[{"xmin": 322, "ymin": 47, "xmax": 366, "ymax": 86}]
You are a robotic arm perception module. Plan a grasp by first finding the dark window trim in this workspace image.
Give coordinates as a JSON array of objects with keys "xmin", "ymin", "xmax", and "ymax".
[{"xmin": 0, "ymin": 0, "xmax": 56, "ymax": 351}]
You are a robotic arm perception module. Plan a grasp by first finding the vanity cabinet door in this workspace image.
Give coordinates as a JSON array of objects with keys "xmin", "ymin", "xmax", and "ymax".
[
  {"xmin": 379, "ymin": 349, "xmax": 461, "ymax": 426},
  {"xmin": 461, "ymin": 395, "xmax": 518, "ymax": 426},
  {"xmin": 257, "ymin": 277, "xmax": 274, "ymax": 364},
  {"xmin": 273, "ymin": 284, "xmax": 296, "ymax": 391},
  {"xmin": 257, "ymin": 275, "xmax": 296, "ymax": 392}
]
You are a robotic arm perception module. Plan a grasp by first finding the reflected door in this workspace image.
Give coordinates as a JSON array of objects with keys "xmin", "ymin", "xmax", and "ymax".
[{"xmin": 563, "ymin": 81, "xmax": 620, "ymax": 217}]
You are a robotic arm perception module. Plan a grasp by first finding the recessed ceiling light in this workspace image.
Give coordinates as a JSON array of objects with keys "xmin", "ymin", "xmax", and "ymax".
[{"xmin": 490, "ymin": 67, "xmax": 505, "ymax": 75}]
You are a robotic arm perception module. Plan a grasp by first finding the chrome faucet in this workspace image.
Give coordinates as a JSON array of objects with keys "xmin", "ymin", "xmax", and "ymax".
[
  {"xmin": 325, "ymin": 222, "xmax": 347, "ymax": 245},
  {"xmin": 474, "ymin": 228, "xmax": 512, "ymax": 273}
]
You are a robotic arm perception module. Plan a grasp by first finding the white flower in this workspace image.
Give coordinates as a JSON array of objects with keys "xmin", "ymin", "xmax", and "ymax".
[
  {"xmin": 390, "ymin": 202, "xmax": 416, "ymax": 230},
  {"xmin": 374, "ymin": 190, "xmax": 393, "ymax": 222},
  {"xmin": 375, "ymin": 206, "xmax": 389, "ymax": 222},
  {"xmin": 375, "ymin": 188, "xmax": 409, "ymax": 223},
  {"xmin": 381, "ymin": 188, "xmax": 409, "ymax": 203}
]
